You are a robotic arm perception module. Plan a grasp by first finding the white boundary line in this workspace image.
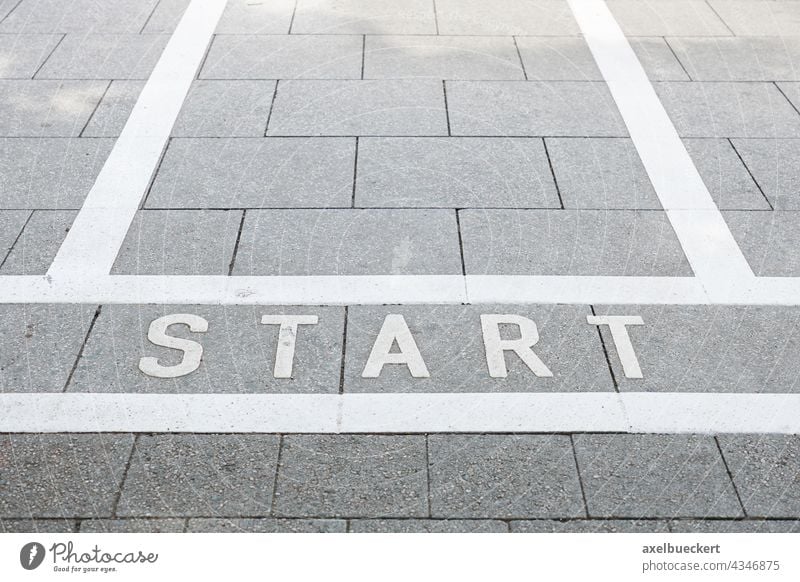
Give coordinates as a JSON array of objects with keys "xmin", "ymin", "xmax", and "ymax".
[{"xmin": 2, "ymin": 393, "xmax": 799, "ymax": 434}]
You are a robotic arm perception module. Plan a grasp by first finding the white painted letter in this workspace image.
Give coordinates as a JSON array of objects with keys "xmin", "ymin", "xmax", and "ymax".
[
  {"xmin": 587, "ymin": 315, "xmax": 645, "ymax": 378},
  {"xmin": 481, "ymin": 314, "xmax": 553, "ymax": 378},
  {"xmin": 362, "ymin": 314, "xmax": 430, "ymax": 378},
  {"xmin": 261, "ymin": 315, "xmax": 319, "ymax": 378},
  {"xmin": 138, "ymin": 314, "xmax": 208, "ymax": 378}
]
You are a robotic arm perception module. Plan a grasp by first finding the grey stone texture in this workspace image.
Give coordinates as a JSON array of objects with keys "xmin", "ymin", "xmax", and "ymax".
[
  {"xmin": 70, "ymin": 305, "xmax": 344, "ymax": 394},
  {"xmin": 232, "ymin": 209, "xmax": 462, "ymax": 276},
  {"xmin": 146, "ymin": 138, "xmax": 355, "ymax": 209},
  {"xmin": 718, "ymin": 436, "xmax": 800, "ymax": 518},
  {"xmin": 573, "ymin": 435, "xmax": 743, "ymax": 518},
  {"xmin": 81, "ymin": 80, "xmax": 143, "ymax": 137},
  {"xmin": 343, "ymin": 305, "xmax": 614, "ymax": 393},
  {"xmin": 0, "ymin": 210, "xmax": 30, "ymax": 260},
  {"xmin": 510, "ymin": 519, "xmax": 670, "ymax": 532},
  {"xmin": 140, "ymin": 0, "xmax": 189, "ymax": 34},
  {"xmin": 355, "ymin": 137, "xmax": 559, "ymax": 208},
  {"xmin": 0, "ymin": 518, "xmax": 77, "ymax": 533},
  {"xmin": 434, "ymin": 0, "xmax": 579, "ymax": 35},
  {"xmin": 0, "ymin": 34, "xmax": 62, "ymax": 78},
  {"xmin": 291, "ymin": 0, "xmax": 436, "ymax": 35},
  {"xmin": 79, "ymin": 519, "xmax": 185, "ymax": 533},
  {"xmin": 669, "ymin": 520, "xmax": 800, "ymax": 533},
  {"xmin": 594, "ymin": 305, "xmax": 800, "ymax": 393},
  {"xmin": 731, "ymin": 138, "xmax": 800, "ymax": 209},
  {"xmin": 724, "ymin": 211, "xmax": 800, "ymax": 276},
  {"xmin": 0, "ymin": 434, "xmax": 134, "ymax": 518},
  {"xmin": 460, "ymin": 209, "xmax": 692, "ymax": 276},
  {"xmin": 446, "ymin": 81, "xmax": 627, "ymax": 137},
  {"xmin": 607, "ymin": 0, "xmax": 732, "ymax": 36},
  {"xmin": 267, "ymin": 79, "xmax": 447, "ymax": 136},
  {"xmin": 273, "ymin": 435, "xmax": 428, "ymax": 518},
  {"xmin": 350, "ymin": 519, "xmax": 508, "ymax": 532},
  {"xmin": 706, "ymin": 0, "xmax": 800, "ymax": 37},
  {"xmin": 428, "ymin": 435, "xmax": 585, "ymax": 519},
  {"xmin": 0, "ymin": 0, "xmax": 159, "ymax": 33},
  {"xmin": 214, "ymin": 0, "xmax": 296, "ymax": 34},
  {"xmin": 0, "ymin": 304, "xmax": 96, "ymax": 393},
  {"xmin": 187, "ymin": 518, "xmax": 346, "ymax": 532},
  {"xmin": 117, "ymin": 435, "xmax": 280, "ymax": 517},
  {"xmin": 0, "ymin": 210, "xmax": 75, "ymax": 274}
]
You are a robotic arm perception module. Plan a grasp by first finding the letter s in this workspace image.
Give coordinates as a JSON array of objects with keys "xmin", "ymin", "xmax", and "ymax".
[{"xmin": 138, "ymin": 314, "xmax": 208, "ymax": 378}]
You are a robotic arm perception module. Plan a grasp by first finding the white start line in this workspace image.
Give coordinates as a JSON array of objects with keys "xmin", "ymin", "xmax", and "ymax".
[{"xmin": 1, "ymin": 0, "xmax": 798, "ymax": 434}]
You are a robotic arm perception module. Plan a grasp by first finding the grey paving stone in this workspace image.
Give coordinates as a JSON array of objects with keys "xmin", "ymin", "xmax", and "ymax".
[
  {"xmin": 0, "ymin": 518, "xmax": 77, "ymax": 533},
  {"xmin": 364, "ymin": 36, "xmax": 524, "ymax": 80},
  {"xmin": 511, "ymin": 520, "xmax": 670, "ymax": 533},
  {"xmin": 36, "ymin": 33, "xmax": 169, "ymax": 80},
  {"xmin": 350, "ymin": 519, "xmax": 508, "ymax": 532},
  {"xmin": 233, "ymin": 209, "xmax": 462, "ymax": 275},
  {"xmin": 607, "ymin": 0, "xmax": 732, "ymax": 36},
  {"xmin": 718, "ymin": 436, "xmax": 800, "ymax": 518},
  {"xmin": 669, "ymin": 520, "xmax": 800, "ymax": 533},
  {"xmin": 668, "ymin": 37, "xmax": 800, "ymax": 82},
  {"xmin": 355, "ymin": 137, "xmax": 559, "ymax": 208},
  {"xmin": 267, "ymin": 79, "xmax": 447, "ymax": 136},
  {"xmin": 0, "ymin": 138, "xmax": 113, "ymax": 208},
  {"xmin": 188, "ymin": 518, "xmax": 346, "ymax": 532},
  {"xmin": 516, "ymin": 37, "xmax": 689, "ymax": 81},
  {"xmin": 707, "ymin": 0, "xmax": 800, "ymax": 36},
  {"xmin": 111, "ymin": 210, "xmax": 242, "ymax": 275},
  {"xmin": 0, "ymin": 434, "xmax": 134, "ymax": 518},
  {"xmin": 0, "ymin": 33, "xmax": 62, "ymax": 78},
  {"xmin": 117, "ymin": 435, "xmax": 280, "ymax": 518},
  {"xmin": 81, "ymin": 80, "xmax": 143, "ymax": 137},
  {"xmin": 435, "ymin": 0, "xmax": 579, "ymax": 35},
  {"xmin": 344, "ymin": 305, "xmax": 613, "ymax": 393},
  {"xmin": 724, "ymin": 211, "xmax": 800, "ymax": 276},
  {"xmin": 70, "ymin": 305, "xmax": 344, "ymax": 394},
  {"xmin": 273, "ymin": 435, "xmax": 428, "ymax": 518},
  {"xmin": 0, "ymin": 0, "xmax": 158, "ymax": 33},
  {"xmin": 446, "ymin": 82, "xmax": 627, "ymax": 137},
  {"xmin": 429, "ymin": 435, "xmax": 584, "ymax": 519},
  {"xmin": 79, "ymin": 519, "xmax": 185, "ymax": 533},
  {"xmin": 574, "ymin": 435, "xmax": 743, "ymax": 518},
  {"xmin": 292, "ymin": 0, "xmax": 436, "ymax": 35},
  {"xmin": 0, "ymin": 210, "xmax": 30, "ymax": 260},
  {"xmin": 0, "ymin": 210, "xmax": 75, "ymax": 275},
  {"xmin": 732, "ymin": 138, "xmax": 800, "ymax": 210},
  {"xmin": 778, "ymin": 82, "xmax": 800, "ymax": 112},
  {"xmin": 201, "ymin": 35, "xmax": 363, "ymax": 80},
  {"xmin": 460, "ymin": 209, "xmax": 692, "ymax": 276},
  {"xmin": 146, "ymin": 138, "xmax": 355, "ymax": 209},
  {"xmin": 141, "ymin": 0, "xmax": 189, "ymax": 33},
  {"xmin": 0, "ymin": 80, "xmax": 107, "ymax": 136},
  {"xmin": 654, "ymin": 82, "xmax": 800, "ymax": 138},
  {"xmin": 172, "ymin": 80, "xmax": 276, "ymax": 137},
  {"xmin": 594, "ymin": 305, "xmax": 800, "ymax": 393},
  {"xmin": 0, "ymin": 304, "xmax": 95, "ymax": 393}
]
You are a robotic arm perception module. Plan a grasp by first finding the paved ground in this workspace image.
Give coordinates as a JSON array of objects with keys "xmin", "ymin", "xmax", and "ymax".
[{"xmin": 2, "ymin": 0, "xmax": 800, "ymax": 533}]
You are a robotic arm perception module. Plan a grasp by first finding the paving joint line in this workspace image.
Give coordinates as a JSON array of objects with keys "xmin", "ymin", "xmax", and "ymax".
[
  {"xmin": 512, "ymin": 36, "xmax": 528, "ymax": 80},
  {"xmin": 727, "ymin": 138, "xmax": 774, "ymax": 210},
  {"xmin": 590, "ymin": 305, "xmax": 619, "ymax": 392},
  {"xmin": 61, "ymin": 304, "xmax": 102, "ymax": 393},
  {"xmin": 30, "ymin": 32, "xmax": 65, "ymax": 80},
  {"xmin": 569, "ymin": 435, "xmax": 591, "ymax": 518},
  {"xmin": 441, "ymin": 80, "xmax": 451, "ymax": 136},
  {"xmin": 226, "ymin": 210, "xmax": 247, "ymax": 276},
  {"xmin": 77, "ymin": 79, "xmax": 112, "ymax": 138},
  {"xmin": 337, "ymin": 306, "xmax": 348, "ymax": 395},
  {"xmin": 541, "ymin": 138, "xmax": 564, "ymax": 209},
  {"xmin": 424, "ymin": 435, "xmax": 433, "ymax": 518},
  {"xmin": 270, "ymin": 435, "xmax": 285, "ymax": 517},
  {"xmin": 714, "ymin": 436, "xmax": 748, "ymax": 518},
  {"xmin": 0, "ymin": 210, "xmax": 33, "ymax": 269},
  {"xmin": 263, "ymin": 79, "xmax": 280, "ymax": 136},
  {"xmin": 111, "ymin": 434, "xmax": 138, "ymax": 518}
]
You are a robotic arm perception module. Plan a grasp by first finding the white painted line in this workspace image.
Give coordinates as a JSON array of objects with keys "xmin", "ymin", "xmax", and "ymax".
[
  {"xmin": 46, "ymin": 0, "xmax": 227, "ymax": 278},
  {"xmin": 2, "ymin": 392, "xmax": 799, "ymax": 434},
  {"xmin": 567, "ymin": 0, "xmax": 756, "ymax": 297}
]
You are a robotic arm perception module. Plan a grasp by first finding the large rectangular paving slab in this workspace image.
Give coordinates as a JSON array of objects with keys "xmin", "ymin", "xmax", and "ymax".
[
  {"xmin": 267, "ymin": 80, "xmax": 447, "ymax": 136},
  {"xmin": 594, "ymin": 305, "xmax": 800, "ymax": 393},
  {"xmin": 434, "ymin": 0, "xmax": 579, "ymax": 35},
  {"xmin": 117, "ymin": 435, "xmax": 280, "ymax": 517},
  {"xmin": 0, "ymin": 434, "xmax": 134, "ymax": 518},
  {"xmin": 146, "ymin": 138, "xmax": 355, "ymax": 209},
  {"xmin": 201, "ymin": 35, "xmax": 363, "ymax": 80},
  {"xmin": 273, "ymin": 435, "xmax": 428, "ymax": 518},
  {"xmin": 654, "ymin": 82, "xmax": 800, "ymax": 138},
  {"xmin": 343, "ymin": 305, "xmax": 614, "ymax": 393},
  {"xmin": 724, "ymin": 211, "xmax": 800, "ymax": 276},
  {"xmin": 69, "ymin": 305, "xmax": 344, "ymax": 394},
  {"xmin": 291, "ymin": 0, "xmax": 436, "ymax": 35},
  {"xmin": 363, "ymin": 36, "xmax": 524, "ymax": 80},
  {"xmin": 428, "ymin": 435, "xmax": 584, "ymax": 519},
  {"xmin": 172, "ymin": 81, "xmax": 276, "ymax": 137},
  {"xmin": 187, "ymin": 518, "xmax": 346, "ymax": 532},
  {"xmin": 0, "ymin": 0, "xmax": 158, "ymax": 33},
  {"xmin": 460, "ymin": 209, "xmax": 692, "ymax": 276},
  {"xmin": 111, "ymin": 210, "xmax": 241, "ymax": 275},
  {"xmin": 232, "ymin": 209, "xmax": 462, "ymax": 275},
  {"xmin": 707, "ymin": 0, "xmax": 800, "ymax": 37},
  {"xmin": 350, "ymin": 519, "xmax": 508, "ymax": 533},
  {"xmin": 0, "ymin": 304, "xmax": 96, "ymax": 393},
  {"xmin": 607, "ymin": 0, "xmax": 732, "ymax": 36},
  {"xmin": 35, "ymin": 34, "xmax": 169, "ymax": 80},
  {"xmin": 446, "ymin": 82, "xmax": 627, "ymax": 137},
  {"xmin": 516, "ymin": 37, "xmax": 688, "ymax": 81},
  {"xmin": 0, "ymin": 138, "xmax": 113, "ymax": 208},
  {"xmin": 718, "ymin": 436, "xmax": 800, "ymax": 518},
  {"xmin": 0, "ymin": 80, "xmax": 107, "ymax": 136},
  {"xmin": 0, "ymin": 34, "xmax": 62, "ymax": 78},
  {"xmin": 0, "ymin": 210, "xmax": 75, "ymax": 274},
  {"xmin": 355, "ymin": 137, "xmax": 559, "ymax": 208},
  {"xmin": 573, "ymin": 435, "xmax": 743, "ymax": 518},
  {"xmin": 732, "ymin": 139, "xmax": 800, "ymax": 209}
]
